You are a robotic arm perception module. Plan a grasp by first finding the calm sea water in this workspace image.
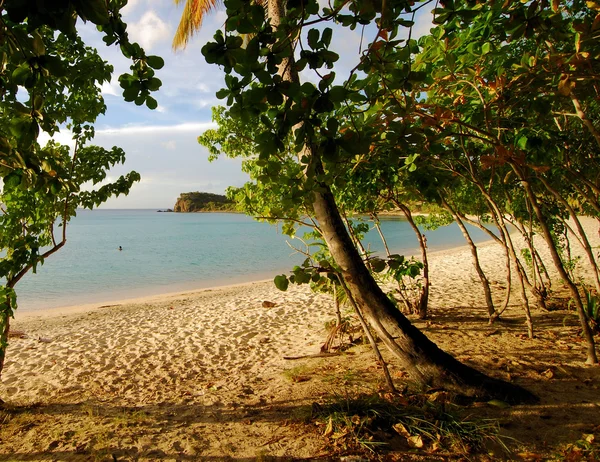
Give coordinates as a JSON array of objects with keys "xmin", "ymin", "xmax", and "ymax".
[{"xmin": 12, "ymin": 210, "xmax": 492, "ymax": 311}]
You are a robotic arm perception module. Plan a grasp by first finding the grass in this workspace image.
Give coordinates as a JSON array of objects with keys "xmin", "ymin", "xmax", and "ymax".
[
  {"xmin": 283, "ymin": 365, "xmax": 312, "ymax": 383},
  {"xmin": 309, "ymin": 390, "xmax": 511, "ymax": 458}
]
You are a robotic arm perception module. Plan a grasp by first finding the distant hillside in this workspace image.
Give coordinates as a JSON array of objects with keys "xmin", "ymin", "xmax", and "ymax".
[{"xmin": 173, "ymin": 192, "xmax": 236, "ymax": 212}]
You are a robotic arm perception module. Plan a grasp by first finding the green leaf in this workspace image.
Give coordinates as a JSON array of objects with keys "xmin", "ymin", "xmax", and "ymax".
[
  {"xmin": 3, "ymin": 171, "xmax": 22, "ymax": 188},
  {"xmin": 370, "ymin": 258, "xmax": 386, "ymax": 273},
  {"xmin": 146, "ymin": 96, "xmax": 158, "ymax": 110},
  {"xmin": 147, "ymin": 55, "xmax": 165, "ymax": 69},
  {"xmin": 274, "ymin": 275, "xmax": 289, "ymax": 291},
  {"xmin": 321, "ymin": 28, "xmax": 333, "ymax": 47},
  {"xmin": 307, "ymin": 28, "xmax": 319, "ymax": 50}
]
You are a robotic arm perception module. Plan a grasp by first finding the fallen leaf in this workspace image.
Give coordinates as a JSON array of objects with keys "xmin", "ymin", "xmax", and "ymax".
[
  {"xmin": 392, "ymin": 423, "xmax": 411, "ymax": 438},
  {"xmin": 323, "ymin": 417, "xmax": 333, "ymax": 437},
  {"xmin": 407, "ymin": 435, "xmax": 424, "ymax": 448},
  {"xmin": 487, "ymin": 399, "xmax": 511, "ymax": 409},
  {"xmin": 542, "ymin": 368, "xmax": 555, "ymax": 379}
]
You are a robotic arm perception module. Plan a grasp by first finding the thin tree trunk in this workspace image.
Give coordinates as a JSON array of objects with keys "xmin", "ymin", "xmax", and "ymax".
[
  {"xmin": 512, "ymin": 165, "xmax": 597, "ymax": 364},
  {"xmin": 333, "ymin": 283, "xmax": 342, "ymax": 327},
  {"xmin": 476, "ymin": 190, "xmax": 535, "ymax": 334},
  {"xmin": 467, "ymin": 180, "xmax": 539, "ymax": 331},
  {"xmin": 0, "ymin": 309, "xmax": 10, "ymax": 380},
  {"xmin": 372, "ymin": 218, "xmax": 413, "ymax": 314},
  {"xmin": 338, "ymin": 275, "xmax": 396, "ymax": 393},
  {"xmin": 540, "ymin": 177, "xmax": 600, "ymax": 293},
  {"xmin": 441, "ymin": 197, "xmax": 496, "ymax": 320},
  {"xmin": 396, "ymin": 204, "xmax": 430, "ymax": 319},
  {"xmin": 459, "ymin": 213, "xmax": 512, "ymax": 318}
]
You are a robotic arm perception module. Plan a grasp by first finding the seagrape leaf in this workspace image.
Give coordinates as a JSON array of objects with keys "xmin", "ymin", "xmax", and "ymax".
[
  {"xmin": 146, "ymin": 55, "xmax": 164, "ymax": 70},
  {"xmin": 274, "ymin": 275, "xmax": 289, "ymax": 291}
]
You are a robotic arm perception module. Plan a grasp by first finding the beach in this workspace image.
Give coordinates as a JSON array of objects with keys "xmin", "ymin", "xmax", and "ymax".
[{"xmin": 1, "ymin": 219, "xmax": 600, "ymax": 460}]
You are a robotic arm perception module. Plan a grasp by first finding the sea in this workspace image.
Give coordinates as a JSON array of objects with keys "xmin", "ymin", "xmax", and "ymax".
[{"xmin": 11, "ymin": 209, "xmax": 492, "ymax": 312}]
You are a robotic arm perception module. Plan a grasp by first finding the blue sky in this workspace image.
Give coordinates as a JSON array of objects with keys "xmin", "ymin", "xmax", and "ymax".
[{"xmin": 46, "ymin": 0, "xmax": 434, "ymax": 209}]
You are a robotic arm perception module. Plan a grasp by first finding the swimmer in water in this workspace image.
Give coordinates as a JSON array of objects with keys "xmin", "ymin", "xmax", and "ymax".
[{"xmin": 119, "ymin": 246, "xmax": 123, "ymax": 251}]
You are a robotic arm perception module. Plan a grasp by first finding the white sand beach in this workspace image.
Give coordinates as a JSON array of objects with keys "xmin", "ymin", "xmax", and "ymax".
[{"xmin": 1, "ymin": 218, "xmax": 599, "ymax": 460}]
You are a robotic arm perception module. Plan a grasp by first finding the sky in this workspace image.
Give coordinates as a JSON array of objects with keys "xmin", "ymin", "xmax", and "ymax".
[{"xmin": 50, "ymin": 0, "xmax": 435, "ymax": 209}]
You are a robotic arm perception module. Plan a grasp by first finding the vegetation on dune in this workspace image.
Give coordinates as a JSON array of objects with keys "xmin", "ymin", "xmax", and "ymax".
[{"xmin": 173, "ymin": 191, "xmax": 236, "ymax": 212}]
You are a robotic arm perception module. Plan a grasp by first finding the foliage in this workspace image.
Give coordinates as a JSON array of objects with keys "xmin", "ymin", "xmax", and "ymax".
[
  {"xmin": 173, "ymin": 191, "xmax": 236, "ymax": 212},
  {"xmin": 558, "ymin": 433, "xmax": 599, "ymax": 461},
  {"xmin": 0, "ymin": 0, "xmax": 162, "ymax": 375},
  {"xmin": 311, "ymin": 391, "xmax": 508, "ymax": 456},
  {"xmin": 201, "ymin": 0, "xmax": 600, "ymax": 365}
]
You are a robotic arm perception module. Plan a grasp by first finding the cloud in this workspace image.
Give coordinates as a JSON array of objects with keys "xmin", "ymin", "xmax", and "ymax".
[
  {"xmin": 96, "ymin": 122, "xmax": 217, "ymax": 136},
  {"xmin": 38, "ymin": 128, "xmax": 77, "ymax": 150},
  {"xmin": 99, "ymin": 80, "xmax": 120, "ymax": 96},
  {"xmin": 161, "ymin": 140, "xmax": 177, "ymax": 150},
  {"xmin": 127, "ymin": 11, "xmax": 171, "ymax": 50},
  {"xmin": 197, "ymin": 83, "xmax": 211, "ymax": 92}
]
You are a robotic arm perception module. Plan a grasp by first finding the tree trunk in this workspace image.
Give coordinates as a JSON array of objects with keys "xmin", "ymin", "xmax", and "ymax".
[
  {"xmin": 512, "ymin": 165, "xmax": 598, "ymax": 364},
  {"xmin": 267, "ymin": 0, "xmax": 538, "ymax": 400},
  {"xmin": 0, "ymin": 311, "xmax": 10, "ymax": 380},
  {"xmin": 441, "ymin": 198, "xmax": 496, "ymax": 320},
  {"xmin": 310, "ymin": 183, "xmax": 537, "ymax": 403},
  {"xmin": 540, "ymin": 177, "xmax": 600, "ymax": 293},
  {"xmin": 397, "ymin": 204, "xmax": 430, "ymax": 319},
  {"xmin": 459, "ymin": 213, "xmax": 512, "ymax": 319},
  {"xmin": 467, "ymin": 179, "xmax": 539, "ymax": 331}
]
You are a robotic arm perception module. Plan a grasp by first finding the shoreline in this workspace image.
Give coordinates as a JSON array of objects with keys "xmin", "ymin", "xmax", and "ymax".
[
  {"xmin": 13, "ymin": 277, "xmax": 275, "ymax": 321},
  {"xmin": 13, "ymin": 238, "xmax": 491, "ymax": 321}
]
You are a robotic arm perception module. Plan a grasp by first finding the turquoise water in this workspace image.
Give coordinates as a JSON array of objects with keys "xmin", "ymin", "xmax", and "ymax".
[{"xmin": 12, "ymin": 210, "xmax": 491, "ymax": 311}]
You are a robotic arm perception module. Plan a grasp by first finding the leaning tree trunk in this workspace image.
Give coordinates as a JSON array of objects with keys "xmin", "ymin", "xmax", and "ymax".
[
  {"xmin": 310, "ymin": 180, "xmax": 537, "ymax": 403},
  {"xmin": 0, "ymin": 304, "xmax": 11, "ymax": 380},
  {"xmin": 267, "ymin": 0, "xmax": 538, "ymax": 401},
  {"xmin": 512, "ymin": 165, "xmax": 598, "ymax": 364},
  {"xmin": 468, "ymin": 179, "xmax": 537, "ymax": 334},
  {"xmin": 459, "ymin": 213, "xmax": 513, "ymax": 319},
  {"xmin": 441, "ymin": 197, "xmax": 496, "ymax": 320},
  {"xmin": 540, "ymin": 176, "xmax": 600, "ymax": 294},
  {"xmin": 396, "ymin": 204, "xmax": 430, "ymax": 319}
]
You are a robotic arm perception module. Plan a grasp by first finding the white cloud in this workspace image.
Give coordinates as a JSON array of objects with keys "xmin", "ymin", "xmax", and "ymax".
[
  {"xmin": 161, "ymin": 140, "xmax": 177, "ymax": 150},
  {"xmin": 194, "ymin": 98, "xmax": 219, "ymax": 109},
  {"xmin": 96, "ymin": 122, "xmax": 216, "ymax": 136},
  {"xmin": 99, "ymin": 80, "xmax": 120, "ymax": 96},
  {"xmin": 127, "ymin": 11, "xmax": 171, "ymax": 50},
  {"xmin": 38, "ymin": 129, "xmax": 77, "ymax": 150}
]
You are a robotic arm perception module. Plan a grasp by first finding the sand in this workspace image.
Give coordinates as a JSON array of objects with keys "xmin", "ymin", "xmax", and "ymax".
[{"xmin": 0, "ymin": 217, "xmax": 599, "ymax": 460}]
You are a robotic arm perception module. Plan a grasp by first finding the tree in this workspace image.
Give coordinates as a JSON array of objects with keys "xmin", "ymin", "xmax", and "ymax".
[
  {"xmin": 411, "ymin": 0, "xmax": 599, "ymax": 362},
  {"xmin": 199, "ymin": 0, "xmax": 540, "ymax": 401},
  {"xmin": 0, "ymin": 0, "xmax": 164, "ymax": 380}
]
